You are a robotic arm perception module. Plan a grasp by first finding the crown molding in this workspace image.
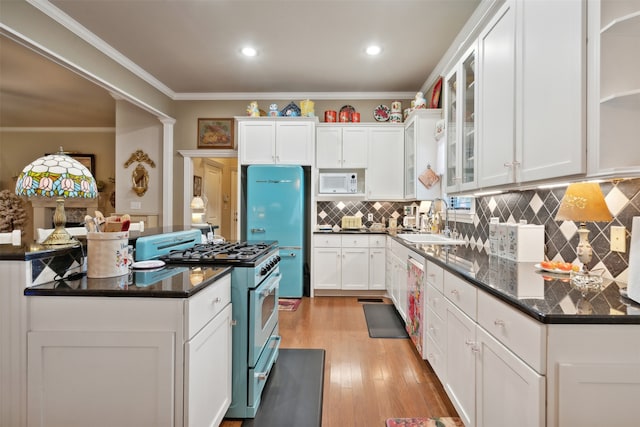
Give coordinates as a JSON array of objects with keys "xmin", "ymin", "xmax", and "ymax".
[
  {"xmin": 0, "ymin": 127, "xmax": 115, "ymax": 132},
  {"xmin": 26, "ymin": 0, "xmax": 176, "ymax": 98},
  {"xmin": 173, "ymin": 91, "xmax": 417, "ymax": 101}
]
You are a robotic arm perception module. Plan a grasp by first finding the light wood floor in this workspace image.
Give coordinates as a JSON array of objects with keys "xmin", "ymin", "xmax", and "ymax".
[{"xmin": 221, "ymin": 296, "xmax": 458, "ymax": 427}]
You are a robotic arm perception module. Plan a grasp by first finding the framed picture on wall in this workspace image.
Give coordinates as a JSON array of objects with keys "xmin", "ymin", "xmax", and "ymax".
[
  {"xmin": 197, "ymin": 118, "xmax": 234, "ymax": 149},
  {"xmin": 193, "ymin": 175, "xmax": 202, "ymax": 197}
]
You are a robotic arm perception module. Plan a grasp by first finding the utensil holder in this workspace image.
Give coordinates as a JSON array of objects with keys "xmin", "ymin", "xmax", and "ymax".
[{"xmin": 87, "ymin": 231, "xmax": 130, "ymax": 278}]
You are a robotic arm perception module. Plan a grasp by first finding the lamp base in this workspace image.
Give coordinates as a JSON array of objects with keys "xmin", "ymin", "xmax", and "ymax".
[
  {"xmin": 42, "ymin": 226, "xmax": 76, "ymax": 245},
  {"xmin": 41, "ymin": 197, "xmax": 76, "ymax": 245}
]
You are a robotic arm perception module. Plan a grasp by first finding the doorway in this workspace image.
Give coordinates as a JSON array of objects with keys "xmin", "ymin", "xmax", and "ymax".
[{"xmin": 180, "ymin": 150, "xmax": 238, "ymax": 241}]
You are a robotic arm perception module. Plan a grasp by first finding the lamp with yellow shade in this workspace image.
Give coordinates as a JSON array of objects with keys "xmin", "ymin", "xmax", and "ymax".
[
  {"xmin": 555, "ymin": 182, "xmax": 612, "ymax": 287},
  {"xmin": 15, "ymin": 148, "xmax": 97, "ymax": 245}
]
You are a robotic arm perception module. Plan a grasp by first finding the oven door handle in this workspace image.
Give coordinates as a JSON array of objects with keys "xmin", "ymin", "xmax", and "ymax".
[
  {"xmin": 254, "ymin": 336, "xmax": 282, "ymax": 380},
  {"xmin": 260, "ymin": 273, "xmax": 281, "ymax": 298}
]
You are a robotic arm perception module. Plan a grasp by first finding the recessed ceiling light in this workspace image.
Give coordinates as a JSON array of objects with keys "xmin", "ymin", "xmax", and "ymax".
[
  {"xmin": 241, "ymin": 47, "xmax": 257, "ymax": 57},
  {"xmin": 366, "ymin": 45, "xmax": 381, "ymax": 56}
]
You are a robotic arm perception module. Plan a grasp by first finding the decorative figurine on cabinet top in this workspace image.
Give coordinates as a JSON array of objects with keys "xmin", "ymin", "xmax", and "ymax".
[
  {"xmin": 268, "ymin": 104, "xmax": 280, "ymax": 117},
  {"xmin": 414, "ymin": 92, "xmax": 427, "ymax": 109},
  {"xmin": 247, "ymin": 101, "xmax": 260, "ymax": 117},
  {"xmin": 300, "ymin": 99, "xmax": 315, "ymax": 117}
]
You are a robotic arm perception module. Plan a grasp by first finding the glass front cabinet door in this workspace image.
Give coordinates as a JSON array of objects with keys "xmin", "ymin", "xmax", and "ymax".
[{"xmin": 445, "ymin": 44, "xmax": 477, "ymax": 194}]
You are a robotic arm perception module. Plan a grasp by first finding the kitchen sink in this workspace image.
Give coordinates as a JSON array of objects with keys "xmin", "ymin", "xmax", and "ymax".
[{"xmin": 396, "ymin": 233, "xmax": 466, "ymax": 245}]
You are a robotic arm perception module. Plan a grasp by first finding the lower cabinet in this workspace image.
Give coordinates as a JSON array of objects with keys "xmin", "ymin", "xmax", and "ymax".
[
  {"xmin": 432, "ymin": 271, "xmax": 545, "ymax": 427},
  {"xmin": 444, "ymin": 300, "xmax": 477, "ymax": 427},
  {"xmin": 312, "ymin": 234, "xmax": 385, "ymax": 291},
  {"xmin": 26, "ymin": 275, "xmax": 232, "ymax": 427},
  {"xmin": 475, "ymin": 326, "xmax": 544, "ymax": 427},
  {"xmin": 27, "ymin": 330, "xmax": 176, "ymax": 427},
  {"xmin": 185, "ymin": 304, "xmax": 232, "ymax": 427}
]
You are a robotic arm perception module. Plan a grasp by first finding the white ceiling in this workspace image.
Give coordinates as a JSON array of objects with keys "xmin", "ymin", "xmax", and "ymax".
[{"xmin": 0, "ymin": 0, "xmax": 481, "ymax": 127}]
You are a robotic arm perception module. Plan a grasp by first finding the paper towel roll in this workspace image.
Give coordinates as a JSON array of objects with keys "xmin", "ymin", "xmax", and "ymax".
[{"xmin": 627, "ymin": 217, "xmax": 640, "ymax": 304}]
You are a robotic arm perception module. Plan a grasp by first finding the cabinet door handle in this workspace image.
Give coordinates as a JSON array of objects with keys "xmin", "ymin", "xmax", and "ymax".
[
  {"xmin": 494, "ymin": 319, "xmax": 505, "ymax": 327},
  {"xmin": 450, "ymin": 289, "xmax": 459, "ymax": 296},
  {"xmin": 465, "ymin": 339, "xmax": 475, "ymax": 346},
  {"xmin": 212, "ymin": 297, "xmax": 221, "ymax": 304}
]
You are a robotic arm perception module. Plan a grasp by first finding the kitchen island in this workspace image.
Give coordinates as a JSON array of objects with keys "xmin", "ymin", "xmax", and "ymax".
[
  {"xmin": 0, "ymin": 241, "xmax": 232, "ymax": 427},
  {"xmin": 388, "ymin": 235, "xmax": 640, "ymax": 427}
]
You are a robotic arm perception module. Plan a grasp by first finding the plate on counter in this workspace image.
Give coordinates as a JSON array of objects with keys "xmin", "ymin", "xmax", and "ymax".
[
  {"xmin": 373, "ymin": 104, "xmax": 390, "ymax": 121},
  {"xmin": 132, "ymin": 260, "xmax": 165, "ymax": 270},
  {"xmin": 534, "ymin": 263, "xmax": 572, "ymax": 275}
]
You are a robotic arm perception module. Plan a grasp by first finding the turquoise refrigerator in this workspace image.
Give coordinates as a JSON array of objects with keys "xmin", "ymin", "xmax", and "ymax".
[{"xmin": 246, "ymin": 165, "xmax": 304, "ymax": 297}]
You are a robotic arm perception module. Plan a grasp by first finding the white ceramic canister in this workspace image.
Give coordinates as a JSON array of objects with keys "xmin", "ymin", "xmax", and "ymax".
[
  {"xmin": 87, "ymin": 231, "xmax": 130, "ymax": 278},
  {"xmin": 391, "ymin": 100, "xmax": 402, "ymax": 112}
]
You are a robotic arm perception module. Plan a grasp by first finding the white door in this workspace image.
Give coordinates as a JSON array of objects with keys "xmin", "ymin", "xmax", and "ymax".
[
  {"xmin": 230, "ymin": 169, "xmax": 238, "ymax": 241},
  {"xmin": 204, "ymin": 161, "xmax": 222, "ymax": 229}
]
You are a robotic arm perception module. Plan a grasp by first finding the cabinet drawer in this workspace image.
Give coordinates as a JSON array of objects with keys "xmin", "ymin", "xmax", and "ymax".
[
  {"xmin": 426, "ymin": 261, "xmax": 444, "ymax": 293},
  {"xmin": 341, "ymin": 235, "xmax": 369, "ymax": 247},
  {"xmin": 426, "ymin": 283, "xmax": 447, "ymax": 322},
  {"xmin": 369, "ymin": 235, "xmax": 386, "ymax": 248},
  {"xmin": 186, "ymin": 274, "xmax": 231, "ymax": 339},
  {"xmin": 426, "ymin": 307, "xmax": 446, "ymax": 351},
  {"xmin": 314, "ymin": 234, "xmax": 341, "ymax": 247},
  {"xmin": 444, "ymin": 271, "xmax": 477, "ymax": 320},
  {"xmin": 477, "ymin": 291, "xmax": 546, "ymax": 374}
]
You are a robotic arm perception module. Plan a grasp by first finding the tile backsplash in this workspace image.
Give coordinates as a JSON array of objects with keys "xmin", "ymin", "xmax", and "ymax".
[{"xmin": 315, "ymin": 178, "xmax": 640, "ymax": 282}]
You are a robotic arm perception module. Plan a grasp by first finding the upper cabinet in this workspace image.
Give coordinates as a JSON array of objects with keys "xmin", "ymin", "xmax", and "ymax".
[
  {"xmin": 237, "ymin": 117, "xmax": 316, "ymax": 165},
  {"xmin": 404, "ymin": 109, "xmax": 443, "ymax": 200},
  {"xmin": 316, "ymin": 125, "xmax": 368, "ymax": 169},
  {"xmin": 477, "ymin": 0, "xmax": 586, "ymax": 189},
  {"xmin": 367, "ymin": 126, "xmax": 404, "ymax": 200},
  {"xmin": 587, "ymin": 0, "xmax": 640, "ymax": 177},
  {"xmin": 445, "ymin": 44, "xmax": 478, "ymax": 194}
]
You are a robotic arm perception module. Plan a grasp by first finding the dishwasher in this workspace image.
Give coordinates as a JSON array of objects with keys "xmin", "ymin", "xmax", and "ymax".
[{"xmin": 406, "ymin": 251, "xmax": 426, "ymax": 357}]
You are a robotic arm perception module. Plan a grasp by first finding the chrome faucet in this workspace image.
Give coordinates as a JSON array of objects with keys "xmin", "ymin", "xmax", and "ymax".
[{"xmin": 434, "ymin": 198, "xmax": 451, "ymax": 237}]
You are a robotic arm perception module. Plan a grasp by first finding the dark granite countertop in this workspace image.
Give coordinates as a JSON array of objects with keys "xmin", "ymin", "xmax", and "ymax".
[
  {"xmin": 0, "ymin": 226, "xmax": 196, "ymax": 262},
  {"xmin": 393, "ymin": 237, "xmax": 640, "ymax": 324},
  {"xmin": 313, "ymin": 229, "xmax": 388, "ymax": 234},
  {"xmin": 25, "ymin": 265, "xmax": 232, "ymax": 298}
]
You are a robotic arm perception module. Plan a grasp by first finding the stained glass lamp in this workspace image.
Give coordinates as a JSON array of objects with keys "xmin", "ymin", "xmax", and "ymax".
[{"xmin": 15, "ymin": 148, "xmax": 98, "ymax": 245}]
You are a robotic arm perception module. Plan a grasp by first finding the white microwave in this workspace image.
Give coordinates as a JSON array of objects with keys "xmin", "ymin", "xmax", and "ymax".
[{"xmin": 319, "ymin": 172, "xmax": 358, "ymax": 194}]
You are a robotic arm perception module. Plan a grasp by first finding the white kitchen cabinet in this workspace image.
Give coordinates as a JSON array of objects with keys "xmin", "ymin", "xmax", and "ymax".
[
  {"xmin": 238, "ymin": 117, "xmax": 315, "ymax": 165},
  {"xmin": 425, "ymin": 261, "xmax": 446, "ymax": 376},
  {"xmin": 367, "ymin": 126, "xmax": 404, "ymax": 200},
  {"xmin": 385, "ymin": 237, "xmax": 410, "ymax": 322},
  {"xmin": 313, "ymin": 235, "xmax": 342, "ymax": 290},
  {"xmin": 184, "ymin": 303, "xmax": 232, "ymax": 427},
  {"xmin": 368, "ymin": 235, "xmax": 386, "ymax": 290},
  {"xmin": 316, "ymin": 125, "xmax": 368, "ymax": 169},
  {"xmin": 27, "ymin": 330, "xmax": 175, "ymax": 427},
  {"xmin": 478, "ymin": 0, "xmax": 586, "ymax": 188},
  {"xmin": 404, "ymin": 109, "xmax": 443, "ymax": 200},
  {"xmin": 313, "ymin": 234, "xmax": 385, "ymax": 291},
  {"xmin": 476, "ymin": 1, "xmax": 515, "ymax": 188},
  {"xmin": 546, "ymin": 324, "xmax": 640, "ymax": 427},
  {"xmin": 444, "ymin": 299, "xmax": 477, "ymax": 427},
  {"xmin": 475, "ymin": 326, "xmax": 545, "ymax": 427},
  {"xmin": 26, "ymin": 274, "xmax": 232, "ymax": 427},
  {"xmin": 445, "ymin": 44, "xmax": 477, "ymax": 194},
  {"xmin": 440, "ymin": 269, "xmax": 545, "ymax": 427},
  {"xmin": 587, "ymin": 0, "xmax": 640, "ymax": 178}
]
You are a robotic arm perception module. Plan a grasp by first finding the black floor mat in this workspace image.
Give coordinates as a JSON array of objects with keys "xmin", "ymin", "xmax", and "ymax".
[
  {"xmin": 357, "ymin": 297, "xmax": 385, "ymax": 303},
  {"xmin": 363, "ymin": 303, "xmax": 409, "ymax": 339},
  {"xmin": 242, "ymin": 348, "xmax": 325, "ymax": 427}
]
